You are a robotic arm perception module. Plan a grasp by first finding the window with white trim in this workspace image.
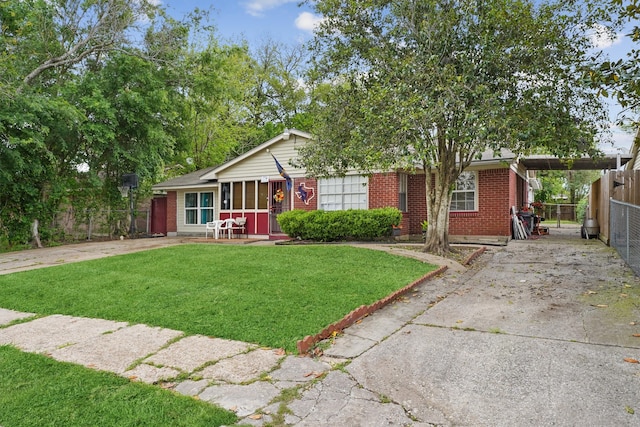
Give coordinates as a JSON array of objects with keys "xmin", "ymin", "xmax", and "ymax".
[
  {"xmin": 450, "ymin": 171, "xmax": 477, "ymax": 211},
  {"xmin": 185, "ymin": 192, "xmax": 214, "ymax": 224},
  {"xmin": 319, "ymin": 175, "xmax": 368, "ymax": 211}
]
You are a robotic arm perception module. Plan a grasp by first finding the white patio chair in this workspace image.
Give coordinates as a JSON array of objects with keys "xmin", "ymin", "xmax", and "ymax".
[
  {"xmin": 221, "ymin": 218, "xmax": 236, "ymax": 239},
  {"xmin": 233, "ymin": 217, "xmax": 247, "ymax": 238},
  {"xmin": 205, "ymin": 220, "xmax": 224, "ymax": 239}
]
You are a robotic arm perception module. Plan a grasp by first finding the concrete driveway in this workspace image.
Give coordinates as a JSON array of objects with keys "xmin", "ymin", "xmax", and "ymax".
[
  {"xmin": 303, "ymin": 226, "xmax": 640, "ymax": 426},
  {"xmin": 0, "ymin": 237, "xmax": 186, "ymax": 275}
]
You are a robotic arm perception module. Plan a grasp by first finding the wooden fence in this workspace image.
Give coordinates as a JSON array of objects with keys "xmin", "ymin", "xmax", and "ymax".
[{"xmin": 590, "ymin": 170, "xmax": 640, "ymax": 244}]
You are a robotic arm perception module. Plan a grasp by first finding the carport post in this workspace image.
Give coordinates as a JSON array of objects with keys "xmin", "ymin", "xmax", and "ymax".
[{"xmin": 556, "ymin": 204, "xmax": 560, "ymax": 228}]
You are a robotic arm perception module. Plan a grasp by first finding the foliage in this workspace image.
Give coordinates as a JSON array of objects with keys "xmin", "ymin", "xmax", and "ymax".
[
  {"xmin": 277, "ymin": 208, "xmax": 403, "ymax": 241},
  {"xmin": 586, "ymin": 0, "xmax": 640, "ymax": 124},
  {"xmin": 0, "ymin": 346, "xmax": 237, "ymax": 427},
  {"xmin": 0, "ymin": 244, "xmax": 435, "ymax": 353},
  {"xmin": 0, "ymin": 1, "xmax": 312, "ymax": 247},
  {"xmin": 577, "ymin": 197, "xmax": 589, "ymax": 223},
  {"xmin": 301, "ymin": 0, "xmax": 607, "ymax": 254},
  {"xmin": 536, "ymin": 170, "xmax": 601, "ymax": 203}
]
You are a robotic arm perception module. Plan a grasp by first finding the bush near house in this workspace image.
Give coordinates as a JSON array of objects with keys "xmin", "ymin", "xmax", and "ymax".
[{"xmin": 277, "ymin": 207, "xmax": 402, "ymax": 241}]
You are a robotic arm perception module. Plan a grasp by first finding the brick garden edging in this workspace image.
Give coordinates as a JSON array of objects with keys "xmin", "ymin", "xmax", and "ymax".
[
  {"xmin": 296, "ymin": 264, "xmax": 448, "ymax": 355},
  {"xmin": 462, "ymin": 246, "xmax": 486, "ymax": 265}
]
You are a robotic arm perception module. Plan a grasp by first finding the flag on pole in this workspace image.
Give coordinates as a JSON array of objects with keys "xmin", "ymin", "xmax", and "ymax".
[{"xmin": 270, "ymin": 152, "xmax": 292, "ymax": 191}]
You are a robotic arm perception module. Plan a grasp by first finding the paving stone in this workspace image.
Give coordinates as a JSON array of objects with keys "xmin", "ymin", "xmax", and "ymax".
[
  {"xmin": 322, "ymin": 333, "xmax": 376, "ymax": 359},
  {"xmin": 0, "ymin": 308, "xmax": 34, "ymax": 326},
  {"xmin": 200, "ymin": 348, "xmax": 282, "ymax": 383},
  {"xmin": 174, "ymin": 379, "xmax": 210, "ymax": 396},
  {"xmin": 123, "ymin": 363, "xmax": 181, "ymax": 384},
  {"xmin": 50, "ymin": 324, "xmax": 183, "ymax": 373},
  {"xmin": 199, "ymin": 381, "xmax": 281, "ymax": 417},
  {"xmin": 0, "ymin": 314, "xmax": 127, "ymax": 353},
  {"xmin": 145, "ymin": 335, "xmax": 253, "ymax": 372},
  {"xmin": 269, "ymin": 356, "xmax": 331, "ymax": 382}
]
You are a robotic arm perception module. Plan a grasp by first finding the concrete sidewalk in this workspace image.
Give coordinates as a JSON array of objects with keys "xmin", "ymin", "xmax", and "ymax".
[
  {"xmin": 0, "ymin": 238, "xmax": 186, "ymax": 275},
  {"xmin": 1, "ymin": 229, "xmax": 640, "ymax": 426}
]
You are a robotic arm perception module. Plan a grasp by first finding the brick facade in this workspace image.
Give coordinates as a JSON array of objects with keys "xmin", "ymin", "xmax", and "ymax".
[
  {"xmin": 293, "ymin": 178, "xmax": 318, "ymax": 211},
  {"xmin": 448, "ymin": 169, "xmax": 513, "ymax": 236},
  {"xmin": 369, "ymin": 173, "xmax": 400, "ymax": 209},
  {"xmin": 366, "ymin": 168, "xmax": 518, "ymax": 238},
  {"xmin": 162, "ymin": 167, "xmax": 521, "ymax": 239},
  {"xmin": 167, "ymin": 191, "xmax": 177, "ymax": 233},
  {"xmin": 407, "ymin": 174, "xmax": 427, "ymax": 234}
]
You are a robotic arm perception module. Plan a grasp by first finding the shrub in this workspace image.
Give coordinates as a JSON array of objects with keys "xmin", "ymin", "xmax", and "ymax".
[
  {"xmin": 576, "ymin": 197, "xmax": 588, "ymax": 223},
  {"xmin": 277, "ymin": 208, "xmax": 402, "ymax": 241}
]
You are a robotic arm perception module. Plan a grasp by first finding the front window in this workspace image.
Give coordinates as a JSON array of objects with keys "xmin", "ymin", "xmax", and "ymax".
[
  {"xmin": 450, "ymin": 171, "xmax": 477, "ymax": 211},
  {"xmin": 185, "ymin": 192, "xmax": 214, "ymax": 224},
  {"xmin": 319, "ymin": 175, "xmax": 368, "ymax": 211}
]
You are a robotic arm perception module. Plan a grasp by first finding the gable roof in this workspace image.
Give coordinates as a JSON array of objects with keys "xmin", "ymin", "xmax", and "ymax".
[
  {"xmin": 199, "ymin": 129, "xmax": 311, "ymax": 181},
  {"xmin": 152, "ymin": 129, "xmax": 312, "ymax": 191}
]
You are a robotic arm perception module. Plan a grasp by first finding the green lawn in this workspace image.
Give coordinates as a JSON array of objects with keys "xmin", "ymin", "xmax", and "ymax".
[
  {"xmin": 0, "ymin": 244, "xmax": 436, "ymax": 352},
  {"xmin": 0, "ymin": 345, "xmax": 237, "ymax": 427}
]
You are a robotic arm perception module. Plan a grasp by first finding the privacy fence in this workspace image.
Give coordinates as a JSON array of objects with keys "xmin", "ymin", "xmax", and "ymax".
[
  {"xmin": 53, "ymin": 208, "xmax": 150, "ymax": 241},
  {"xmin": 539, "ymin": 204, "xmax": 579, "ymax": 225}
]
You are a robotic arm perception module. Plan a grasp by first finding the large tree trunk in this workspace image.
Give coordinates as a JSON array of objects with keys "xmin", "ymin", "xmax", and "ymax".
[
  {"xmin": 32, "ymin": 219, "xmax": 43, "ymax": 248},
  {"xmin": 423, "ymin": 165, "xmax": 455, "ymax": 255}
]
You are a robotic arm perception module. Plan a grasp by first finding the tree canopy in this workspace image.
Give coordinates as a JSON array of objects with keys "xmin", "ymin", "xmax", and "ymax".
[
  {"xmin": 0, "ymin": 0, "xmax": 310, "ymax": 248},
  {"xmin": 300, "ymin": 0, "xmax": 608, "ymax": 254}
]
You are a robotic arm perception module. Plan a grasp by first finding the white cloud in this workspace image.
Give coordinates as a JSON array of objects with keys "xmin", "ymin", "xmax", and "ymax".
[
  {"xmin": 295, "ymin": 11, "xmax": 323, "ymax": 32},
  {"xmin": 243, "ymin": 0, "xmax": 298, "ymax": 17},
  {"xmin": 589, "ymin": 23, "xmax": 623, "ymax": 49}
]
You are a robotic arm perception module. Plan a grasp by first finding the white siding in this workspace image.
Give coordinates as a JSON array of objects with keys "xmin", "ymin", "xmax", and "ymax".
[
  {"xmin": 216, "ymin": 138, "xmax": 308, "ymax": 181},
  {"xmin": 175, "ymin": 188, "xmax": 218, "ymax": 235}
]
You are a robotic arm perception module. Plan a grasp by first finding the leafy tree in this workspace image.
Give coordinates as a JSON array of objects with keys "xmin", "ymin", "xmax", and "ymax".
[
  {"xmin": 588, "ymin": 0, "xmax": 640, "ymax": 121},
  {"xmin": 233, "ymin": 39, "xmax": 311, "ymax": 155},
  {"xmin": 0, "ymin": 0, "xmax": 164, "ymax": 246},
  {"xmin": 175, "ymin": 42, "xmax": 254, "ymax": 171},
  {"xmin": 587, "ymin": 0, "xmax": 640, "ymax": 147},
  {"xmin": 537, "ymin": 170, "xmax": 601, "ymax": 204},
  {"xmin": 300, "ymin": 0, "xmax": 607, "ymax": 254}
]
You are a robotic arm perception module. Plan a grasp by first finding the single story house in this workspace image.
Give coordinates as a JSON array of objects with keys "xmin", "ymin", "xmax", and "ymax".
[{"xmin": 151, "ymin": 129, "xmax": 535, "ymax": 240}]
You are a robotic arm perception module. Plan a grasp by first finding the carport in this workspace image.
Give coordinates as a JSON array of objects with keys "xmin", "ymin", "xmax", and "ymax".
[{"xmin": 520, "ymin": 153, "xmax": 632, "ymax": 242}]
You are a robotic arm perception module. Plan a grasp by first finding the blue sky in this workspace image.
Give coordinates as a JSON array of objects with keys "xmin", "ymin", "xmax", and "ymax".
[
  {"xmin": 159, "ymin": 1, "xmax": 636, "ymax": 153},
  {"xmin": 161, "ymin": 1, "xmax": 320, "ymax": 45}
]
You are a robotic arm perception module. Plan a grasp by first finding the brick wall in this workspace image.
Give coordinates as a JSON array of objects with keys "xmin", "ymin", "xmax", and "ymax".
[
  {"xmin": 369, "ymin": 172, "xmax": 400, "ymax": 209},
  {"xmin": 407, "ymin": 174, "xmax": 427, "ymax": 234},
  {"xmin": 167, "ymin": 191, "xmax": 177, "ymax": 233},
  {"xmin": 369, "ymin": 173, "xmax": 408, "ymax": 229},
  {"xmin": 449, "ymin": 169, "xmax": 512, "ymax": 236},
  {"xmin": 398, "ymin": 168, "xmax": 514, "ymax": 237},
  {"xmin": 268, "ymin": 168, "xmax": 516, "ymax": 238},
  {"xmin": 293, "ymin": 178, "xmax": 318, "ymax": 211}
]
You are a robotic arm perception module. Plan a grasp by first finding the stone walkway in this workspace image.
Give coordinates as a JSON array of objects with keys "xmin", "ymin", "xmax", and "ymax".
[{"xmin": 0, "ymin": 309, "xmax": 335, "ymax": 421}]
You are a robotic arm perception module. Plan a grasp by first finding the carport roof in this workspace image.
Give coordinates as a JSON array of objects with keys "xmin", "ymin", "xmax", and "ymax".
[{"xmin": 520, "ymin": 153, "xmax": 631, "ymax": 170}]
